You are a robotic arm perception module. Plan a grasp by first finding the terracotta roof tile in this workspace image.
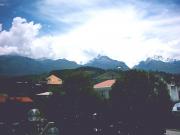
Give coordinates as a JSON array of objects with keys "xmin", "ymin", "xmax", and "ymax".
[
  {"xmin": 94, "ymin": 79, "xmax": 116, "ymax": 89},
  {"xmin": 10, "ymin": 97, "xmax": 33, "ymax": 103},
  {"xmin": 0, "ymin": 95, "xmax": 8, "ymax": 103}
]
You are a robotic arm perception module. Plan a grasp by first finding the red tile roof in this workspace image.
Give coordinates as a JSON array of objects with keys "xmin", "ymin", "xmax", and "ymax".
[
  {"xmin": 94, "ymin": 79, "xmax": 116, "ymax": 89},
  {"xmin": 10, "ymin": 97, "xmax": 33, "ymax": 103},
  {"xmin": 0, "ymin": 95, "xmax": 8, "ymax": 103}
]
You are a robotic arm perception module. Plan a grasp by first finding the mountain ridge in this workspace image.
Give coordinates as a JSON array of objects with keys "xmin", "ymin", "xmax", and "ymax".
[
  {"xmin": 134, "ymin": 57, "xmax": 180, "ymax": 74},
  {"xmin": 0, "ymin": 55, "xmax": 129, "ymax": 76},
  {"xmin": 85, "ymin": 55, "xmax": 129, "ymax": 70},
  {"xmin": 0, "ymin": 55, "xmax": 80, "ymax": 76},
  {"xmin": 1, "ymin": 55, "xmax": 180, "ymax": 76}
]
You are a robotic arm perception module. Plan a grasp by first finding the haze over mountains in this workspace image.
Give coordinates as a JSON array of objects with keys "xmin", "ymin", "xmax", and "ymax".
[{"xmin": 0, "ymin": 55, "xmax": 180, "ymax": 76}]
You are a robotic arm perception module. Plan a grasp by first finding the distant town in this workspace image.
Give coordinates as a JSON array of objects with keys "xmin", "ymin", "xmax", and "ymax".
[{"xmin": 0, "ymin": 65, "xmax": 180, "ymax": 135}]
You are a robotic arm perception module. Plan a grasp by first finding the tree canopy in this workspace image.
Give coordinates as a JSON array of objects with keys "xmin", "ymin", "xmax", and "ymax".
[{"xmin": 110, "ymin": 70, "xmax": 172, "ymax": 135}]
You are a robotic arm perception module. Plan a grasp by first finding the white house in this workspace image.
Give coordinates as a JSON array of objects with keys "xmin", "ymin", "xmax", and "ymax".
[{"xmin": 167, "ymin": 83, "xmax": 180, "ymax": 102}]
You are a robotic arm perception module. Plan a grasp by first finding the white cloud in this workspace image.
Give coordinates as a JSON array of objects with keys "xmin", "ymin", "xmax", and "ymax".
[
  {"xmin": 0, "ymin": 17, "xmax": 53, "ymax": 58},
  {"xmin": 43, "ymin": 0, "xmax": 107, "ymax": 7},
  {"xmin": 0, "ymin": 17, "xmax": 41, "ymax": 56},
  {"xmin": 1, "ymin": 0, "xmax": 180, "ymax": 68},
  {"xmin": 36, "ymin": 0, "xmax": 117, "ymax": 27},
  {"xmin": 0, "ymin": 3, "xmax": 5, "ymax": 7},
  {"xmin": 0, "ymin": 46, "xmax": 18, "ymax": 55},
  {"xmin": 0, "ymin": 24, "xmax": 2, "ymax": 31},
  {"xmin": 42, "ymin": 7, "xmax": 180, "ymax": 67}
]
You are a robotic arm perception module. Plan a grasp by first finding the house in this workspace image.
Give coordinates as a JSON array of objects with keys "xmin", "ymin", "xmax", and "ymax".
[
  {"xmin": 0, "ymin": 94, "xmax": 8, "ymax": 103},
  {"xmin": 46, "ymin": 75, "xmax": 63, "ymax": 85},
  {"xmin": 157, "ymin": 76, "xmax": 180, "ymax": 102},
  {"xmin": 93, "ymin": 79, "xmax": 116, "ymax": 99},
  {"xmin": 167, "ymin": 83, "xmax": 180, "ymax": 102},
  {"xmin": 0, "ymin": 94, "xmax": 33, "ymax": 103}
]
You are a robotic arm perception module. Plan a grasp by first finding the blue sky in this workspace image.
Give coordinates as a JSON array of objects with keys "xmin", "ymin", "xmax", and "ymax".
[{"xmin": 0, "ymin": 0, "xmax": 180, "ymax": 67}]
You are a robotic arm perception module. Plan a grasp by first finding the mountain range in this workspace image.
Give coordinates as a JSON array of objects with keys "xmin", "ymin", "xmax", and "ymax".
[
  {"xmin": 0, "ymin": 55, "xmax": 79, "ymax": 76},
  {"xmin": 85, "ymin": 55, "xmax": 129, "ymax": 70},
  {"xmin": 134, "ymin": 57, "xmax": 180, "ymax": 74},
  {"xmin": 0, "ymin": 55, "xmax": 180, "ymax": 76}
]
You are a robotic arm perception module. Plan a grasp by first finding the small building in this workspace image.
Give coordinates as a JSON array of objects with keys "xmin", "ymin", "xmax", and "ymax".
[
  {"xmin": 167, "ymin": 83, "xmax": 180, "ymax": 102},
  {"xmin": 93, "ymin": 79, "xmax": 116, "ymax": 99},
  {"xmin": 0, "ymin": 94, "xmax": 8, "ymax": 103},
  {"xmin": 46, "ymin": 75, "xmax": 62, "ymax": 85}
]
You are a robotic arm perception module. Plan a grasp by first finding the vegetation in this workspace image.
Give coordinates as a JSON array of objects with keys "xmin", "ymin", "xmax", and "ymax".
[
  {"xmin": 0, "ymin": 68, "xmax": 179, "ymax": 135},
  {"xmin": 110, "ymin": 70, "xmax": 172, "ymax": 135}
]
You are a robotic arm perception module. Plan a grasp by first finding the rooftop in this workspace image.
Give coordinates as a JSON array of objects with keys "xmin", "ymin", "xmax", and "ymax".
[
  {"xmin": 10, "ymin": 97, "xmax": 33, "ymax": 103},
  {"xmin": 36, "ymin": 92, "xmax": 53, "ymax": 96},
  {"xmin": 94, "ymin": 79, "xmax": 116, "ymax": 89},
  {"xmin": 47, "ymin": 74, "xmax": 61, "ymax": 79}
]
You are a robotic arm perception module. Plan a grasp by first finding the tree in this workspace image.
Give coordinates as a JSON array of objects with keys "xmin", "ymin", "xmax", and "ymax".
[
  {"xmin": 61, "ymin": 72, "xmax": 102, "ymax": 134},
  {"xmin": 110, "ymin": 70, "xmax": 171, "ymax": 135},
  {"xmin": 63, "ymin": 72, "xmax": 93, "ymax": 95}
]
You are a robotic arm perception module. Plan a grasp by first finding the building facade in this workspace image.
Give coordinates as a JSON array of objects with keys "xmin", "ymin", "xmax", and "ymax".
[{"xmin": 167, "ymin": 83, "xmax": 180, "ymax": 102}]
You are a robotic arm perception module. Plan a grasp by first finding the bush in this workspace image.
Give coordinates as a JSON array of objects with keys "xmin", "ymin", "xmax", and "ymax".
[{"xmin": 110, "ymin": 70, "xmax": 171, "ymax": 135}]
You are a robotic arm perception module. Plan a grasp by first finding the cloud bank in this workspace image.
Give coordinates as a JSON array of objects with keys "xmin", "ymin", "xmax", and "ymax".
[
  {"xmin": 0, "ymin": 17, "xmax": 55, "ymax": 58},
  {"xmin": 0, "ymin": 0, "xmax": 180, "ymax": 67}
]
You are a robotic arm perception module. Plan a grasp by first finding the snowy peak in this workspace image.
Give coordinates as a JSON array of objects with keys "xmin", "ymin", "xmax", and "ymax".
[
  {"xmin": 147, "ymin": 55, "xmax": 176, "ymax": 63},
  {"xmin": 134, "ymin": 56, "xmax": 180, "ymax": 74},
  {"xmin": 85, "ymin": 55, "xmax": 129, "ymax": 70},
  {"xmin": 90, "ymin": 55, "xmax": 114, "ymax": 63}
]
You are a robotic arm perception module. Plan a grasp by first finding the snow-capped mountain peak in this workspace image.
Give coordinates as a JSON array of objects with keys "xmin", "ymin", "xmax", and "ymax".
[{"xmin": 148, "ymin": 55, "xmax": 176, "ymax": 62}]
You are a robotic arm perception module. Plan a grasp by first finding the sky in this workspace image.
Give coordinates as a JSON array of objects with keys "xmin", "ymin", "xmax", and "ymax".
[{"xmin": 0, "ymin": 0, "xmax": 180, "ymax": 67}]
